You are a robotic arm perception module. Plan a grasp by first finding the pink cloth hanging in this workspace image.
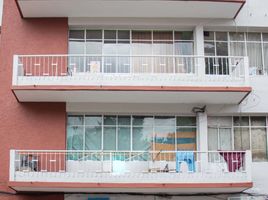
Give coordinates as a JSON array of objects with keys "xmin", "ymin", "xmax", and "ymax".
[{"xmin": 219, "ymin": 152, "xmax": 246, "ymax": 172}]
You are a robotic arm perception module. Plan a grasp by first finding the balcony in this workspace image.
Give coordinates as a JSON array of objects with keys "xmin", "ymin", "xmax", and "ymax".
[
  {"xmin": 15, "ymin": 0, "xmax": 245, "ymax": 19},
  {"xmin": 12, "ymin": 54, "xmax": 251, "ymax": 104},
  {"xmin": 9, "ymin": 150, "xmax": 252, "ymax": 194}
]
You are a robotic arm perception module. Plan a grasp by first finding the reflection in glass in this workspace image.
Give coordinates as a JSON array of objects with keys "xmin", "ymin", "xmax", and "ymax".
[
  {"xmin": 85, "ymin": 126, "xmax": 102, "ymax": 150},
  {"xmin": 132, "ymin": 127, "xmax": 153, "ymax": 151},
  {"xmin": 85, "ymin": 116, "xmax": 102, "ymax": 126},
  {"xmin": 68, "ymin": 115, "xmax": 84, "ymax": 126},
  {"xmin": 67, "ymin": 126, "xmax": 84, "ymax": 150},
  {"xmin": 103, "ymin": 127, "xmax": 116, "ymax": 150},
  {"xmin": 118, "ymin": 127, "xmax": 131, "ymax": 150}
]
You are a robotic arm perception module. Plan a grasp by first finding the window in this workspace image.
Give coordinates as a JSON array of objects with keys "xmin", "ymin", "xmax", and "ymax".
[
  {"xmin": 176, "ymin": 117, "xmax": 197, "ymax": 150},
  {"xmin": 204, "ymin": 31, "xmax": 268, "ymax": 75},
  {"xmin": 207, "ymin": 116, "xmax": 268, "ymax": 161},
  {"xmin": 204, "ymin": 32, "xmax": 229, "ymax": 75},
  {"xmin": 208, "ymin": 117, "xmax": 232, "ymax": 151},
  {"xmin": 67, "ymin": 115, "xmax": 196, "ymax": 151},
  {"xmin": 69, "ymin": 29, "xmax": 194, "ymax": 74},
  {"xmin": 234, "ymin": 116, "xmax": 267, "ymax": 161}
]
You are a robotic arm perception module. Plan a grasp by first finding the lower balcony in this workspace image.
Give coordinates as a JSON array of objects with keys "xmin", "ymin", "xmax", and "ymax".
[
  {"xmin": 9, "ymin": 150, "xmax": 253, "ymax": 194},
  {"xmin": 12, "ymin": 55, "xmax": 251, "ymax": 104}
]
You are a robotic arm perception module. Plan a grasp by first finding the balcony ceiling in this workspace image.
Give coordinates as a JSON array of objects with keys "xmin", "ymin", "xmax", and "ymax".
[
  {"xmin": 16, "ymin": 0, "xmax": 245, "ymax": 19},
  {"xmin": 12, "ymin": 86, "xmax": 251, "ymax": 104}
]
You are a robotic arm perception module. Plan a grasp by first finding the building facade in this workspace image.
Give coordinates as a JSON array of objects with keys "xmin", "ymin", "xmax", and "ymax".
[{"xmin": 1, "ymin": 0, "xmax": 268, "ymax": 199}]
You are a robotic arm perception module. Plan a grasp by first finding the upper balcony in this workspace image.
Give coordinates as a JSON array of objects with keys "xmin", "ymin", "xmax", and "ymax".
[
  {"xmin": 15, "ymin": 0, "xmax": 245, "ymax": 19},
  {"xmin": 9, "ymin": 150, "xmax": 252, "ymax": 194},
  {"xmin": 12, "ymin": 54, "xmax": 251, "ymax": 104}
]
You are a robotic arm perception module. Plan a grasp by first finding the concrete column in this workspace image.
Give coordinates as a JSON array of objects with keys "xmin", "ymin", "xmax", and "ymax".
[
  {"xmin": 9, "ymin": 150, "xmax": 16, "ymax": 181},
  {"xmin": 194, "ymin": 25, "xmax": 206, "ymax": 77},
  {"xmin": 197, "ymin": 112, "xmax": 208, "ymax": 171}
]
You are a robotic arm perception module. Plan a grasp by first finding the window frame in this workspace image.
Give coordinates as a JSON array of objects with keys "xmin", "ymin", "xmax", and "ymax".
[
  {"xmin": 67, "ymin": 114, "xmax": 197, "ymax": 152},
  {"xmin": 204, "ymin": 31, "xmax": 268, "ymax": 75}
]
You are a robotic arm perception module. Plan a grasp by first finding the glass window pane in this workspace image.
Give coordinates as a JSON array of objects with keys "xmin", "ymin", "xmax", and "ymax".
[
  {"xmin": 68, "ymin": 115, "xmax": 84, "ymax": 126},
  {"xmin": 118, "ymin": 30, "xmax": 130, "ymax": 40},
  {"xmin": 132, "ymin": 31, "xmax": 152, "ymax": 41},
  {"xmin": 132, "ymin": 127, "xmax": 153, "ymax": 150},
  {"xmin": 208, "ymin": 128, "xmax": 218, "ymax": 150},
  {"xmin": 233, "ymin": 116, "xmax": 249, "ymax": 126},
  {"xmin": 216, "ymin": 42, "xmax": 228, "ymax": 56},
  {"xmin": 208, "ymin": 117, "xmax": 232, "ymax": 127},
  {"xmin": 104, "ymin": 30, "xmax": 116, "ymax": 42},
  {"xmin": 69, "ymin": 41, "xmax": 84, "ymax": 54},
  {"xmin": 104, "ymin": 116, "xmax": 116, "ymax": 125},
  {"xmin": 247, "ymin": 33, "xmax": 261, "ymax": 41},
  {"xmin": 175, "ymin": 31, "xmax": 193, "ymax": 40},
  {"xmin": 263, "ymin": 43, "xmax": 268, "ymax": 74},
  {"xmin": 204, "ymin": 42, "xmax": 215, "ymax": 56},
  {"xmin": 153, "ymin": 31, "xmax": 173, "ymax": 41},
  {"xmin": 85, "ymin": 116, "xmax": 102, "ymax": 126},
  {"xmin": 219, "ymin": 128, "xmax": 232, "ymax": 150},
  {"xmin": 118, "ymin": 127, "xmax": 131, "ymax": 150},
  {"xmin": 251, "ymin": 128, "xmax": 268, "ymax": 161},
  {"xmin": 251, "ymin": 117, "xmax": 266, "ymax": 126},
  {"xmin": 154, "ymin": 126, "xmax": 175, "ymax": 151},
  {"xmin": 85, "ymin": 126, "xmax": 102, "ymax": 150},
  {"xmin": 229, "ymin": 32, "xmax": 245, "ymax": 41},
  {"xmin": 132, "ymin": 116, "xmax": 154, "ymax": 126},
  {"xmin": 230, "ymin": 42, "xmax": 245, "ymax": 56},
  {"xmin": 103, "ymin": 43, "xmax": 117, "ymax": 54},
  {"xmin": 86, "ymin": 30, "xmax": 102, "ymax": 40},
  {"xmin": 117, "ymin": 43, "xmax": 130, "ymax": 55},
  {"xmin": 69, "ymin": 30, "xmax": 84, "ymax": 40},
  {"xmin": 177, "ymin": 117, "xmax": 196, "ymax": 126},
  {"xmin": 262, "ymin": 33, "xmax": 268, "ymax": 41},
  {"xmin": 204, "ymin": 31, "xmax": 214, "ymax": 41},
  {"xmin": 174, "ymin": 42, "xmax": 194, "ymax": 55},
  {"xmin": 118, "ymin": 116, "xmax": 131, "ymax": 126},
  {"xmin": 154, "ymin": 116, "xmax": 176, "ymax": 126},
  {"xmin": 86, "ymin": 41, "xmax": 102, "ymax": 54},
  {"xmin": 247, "ymin": 43, "xmax": 263, "ymax": 74},
  {"xmin": 153, "ymin": 42, "xmax": 173, "ymax": 55},
  {"xmin": 103, "ymin": 127, "xmax": 116, "ymax": 150},
  {"xmin": 234, "ymin": 127, "xmax": 250, "ymax": 150},
  {"xmin": 132, "ymin": 42, "xmax": 152, "ymax": 55},
  {"xmin": 216, "ymin": 32, "xmax": 227, "ymax": 41},
  {"xmin": 177, "ymin": 127, "xmax": 196, "ymax": 150},
  {"xmin": 67, "ymin": 126, "xmax": 84, "ymax": 150}
]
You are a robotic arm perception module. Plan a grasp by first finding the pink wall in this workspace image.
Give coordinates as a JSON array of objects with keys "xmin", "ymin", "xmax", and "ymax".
[{"xmin": 0, "ymin": 0, "xmax": 68, "ymax": 199}]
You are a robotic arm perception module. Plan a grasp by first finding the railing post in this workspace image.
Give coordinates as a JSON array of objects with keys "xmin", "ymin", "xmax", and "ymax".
[
  {"xmin": 245, "ymin": 150, "xmax": 252, "ymax": 182},
  {"xmin": 12, "ymin": 55, "xmax": 19, "ymax": 86},
  {"xmin": 9, "ymin": 150, "xmax": 16, "ymax": 181},
  {"xmin": 244, "ymin": 56, "xmax": 250, "ymax": 86}
]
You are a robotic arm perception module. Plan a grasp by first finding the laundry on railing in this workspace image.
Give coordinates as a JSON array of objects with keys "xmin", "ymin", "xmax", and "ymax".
[
  {"xmin": 219, "ymin": 151, "xmax": 245, "ymax": 172},
  {"xmin": 175, "ymin": 151, "xmax": 195, "ymax": 172}
]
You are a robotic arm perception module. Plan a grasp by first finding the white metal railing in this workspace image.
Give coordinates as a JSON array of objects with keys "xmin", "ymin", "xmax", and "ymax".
[
  {"xmin": 12, "ymin": 55, "xmax": 249, "ymax": 85},
  {"xmin": 9, "ymin": 150, "xmax": 252, "ymax": 183}
]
